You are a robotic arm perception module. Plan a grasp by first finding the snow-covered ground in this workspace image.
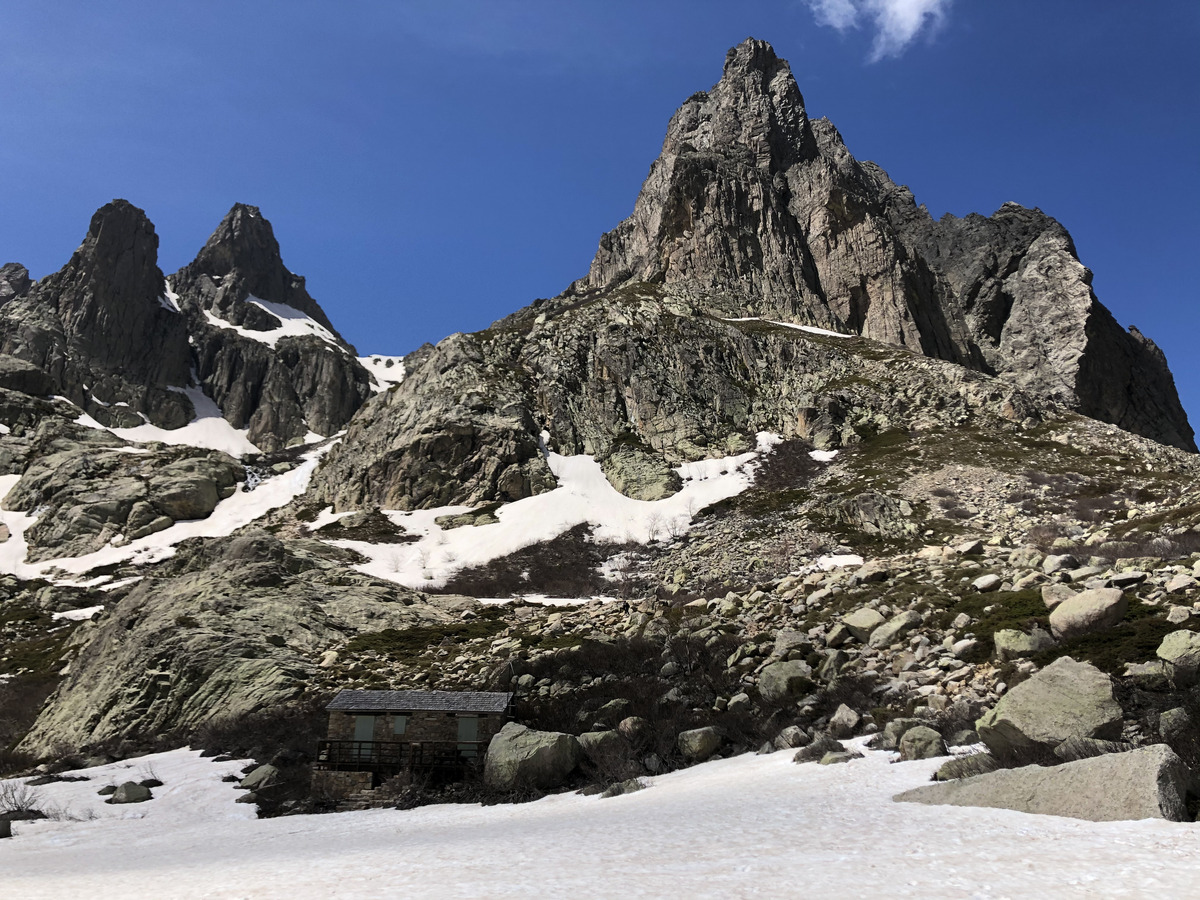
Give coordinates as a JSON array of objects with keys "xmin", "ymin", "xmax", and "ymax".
[
  {"xmin": 4, "ymin": 741, "xmax": 1199, "ymax": 899},
  {"xmin": 322, "ymin": 433, "xmax": 781, "ymax": 590},
  {"xmin": 0, "ymin": 443, "xmax": 331, "ymax": 583}
]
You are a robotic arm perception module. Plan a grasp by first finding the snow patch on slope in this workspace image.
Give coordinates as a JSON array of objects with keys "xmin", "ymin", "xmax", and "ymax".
[
  {"xmin": 204, "ymin": 296, "xmax": 342, "ymax": 350},
  {"xmin": 0, "ymin": 445, "xmax": 331, "ymax": 582},
  {"xmin": 67, "ymin": 385, "xmax": 261, "ymax": 457},
  {"xmin": 358, "ymin": 354, "xmax": 406, "ymax": 392},
  {"xmin": 323, "ymin": 433, "xmax": 779, "ymax": 590},
  {"xmin": 723, "ymin": 315, "xmax": 852, "ymax": 339}
]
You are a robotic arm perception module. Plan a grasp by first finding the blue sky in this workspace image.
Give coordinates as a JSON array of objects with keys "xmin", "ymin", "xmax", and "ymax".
[{"xmin": 2, "ymin": 2, "xmax": 1198, "ymax": 420}]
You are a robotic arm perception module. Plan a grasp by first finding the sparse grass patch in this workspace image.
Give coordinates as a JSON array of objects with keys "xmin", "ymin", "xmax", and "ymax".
[
  {"xmin": 1031, "ymin": 602, "xmax": 1200, "ymax": 674},
  {"xmin": 434, "ymin": 524, "xmax": 644, "ymax": 598},
  {"xmin": 951, "ymin": 590, "xmax": 1048, "ymax": 663},
  {"xmin": 345, "ymin": 608, "xmax": 509, "ymax": 662}
]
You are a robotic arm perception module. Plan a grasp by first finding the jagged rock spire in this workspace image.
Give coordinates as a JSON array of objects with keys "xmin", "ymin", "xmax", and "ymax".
[
  {"xmin": 581, "ymin": 39, "xmax": 1194, "ymax": 451},
  {"xmin": 0, "ymin": 199, "xmax": 195, "ymax": 426}
]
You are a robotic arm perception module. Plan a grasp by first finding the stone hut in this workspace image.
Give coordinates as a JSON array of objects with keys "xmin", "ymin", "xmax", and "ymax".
[{"xmin": 315, "ymin": 689, "xmax": 513, "ymax": 790}]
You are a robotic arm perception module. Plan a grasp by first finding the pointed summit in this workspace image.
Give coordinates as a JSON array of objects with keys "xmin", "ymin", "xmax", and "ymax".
[
  {"xmin": 586, "ymin": 39, "xmax": 822, "ymax": 313},
  {"xmin": 176, "ymin": 203, "xmax": 344, "ymax": 340},
  {"xmin": 662, "ymin": 38, "xmax": 815, "ymax": 174},
  {"xmin": 193, "ymin": 203, "xmax": 286, "ymax": 286},
  {"xmin": 579, "ymin": 39, "xmax": 1194, "ymax": 451},
  {"xmin": 62, "ymin": 199, "xmax": 166, "ymax": 317}
]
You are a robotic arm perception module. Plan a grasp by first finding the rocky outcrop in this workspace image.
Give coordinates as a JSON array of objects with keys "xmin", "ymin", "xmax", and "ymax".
[
  {"xmin": 0, "ymin": 263, "xmax": 32, "ymax": 307},
  {"xmin": 171, "ymin": 204, "xmax": 372, "ymax": 450},
  {"xmin": 1, "ymin": 424, "xmax": 243, "ymax": 561},
  {"xmin": 17, "ymin": 531, "xmax": 451, "ymax": 755},
  {"xmin": 1048, "ymin": 587, "xmax": 1128, "ymax": 640},
  {"xmin": 601, "ymin": 442, "xmax": 682, "ymax": 501},
  {"xmin": 0, "ymin": 201, "xmax": 195, "ymax": 428},
  {"xmin": 1156, "ymin": 630, "xmax": 1200, "ymax": 686},
  {"xmin": 895, "ymin": 745, "xmax": 1190, "ymax": 822},
  {"xmin": 578, "ymin": 39, "xmax": 1193, "ymax": 450},
  {"xmin": 312, "ymin": 291, "xmax": 1042, "ymax": 511}
]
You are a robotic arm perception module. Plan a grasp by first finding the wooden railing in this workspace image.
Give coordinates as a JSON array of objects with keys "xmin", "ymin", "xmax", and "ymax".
[{"xmin": 316, "ymin": 739, "xmax": 487, "ymax": 772}]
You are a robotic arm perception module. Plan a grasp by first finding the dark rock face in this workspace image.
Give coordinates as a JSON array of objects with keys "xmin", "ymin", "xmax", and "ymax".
[
  {"xmin": 0, "ymin": 201, "xmax": 195, "ymax": 428},
  {"xmin": 0, "ymin": 201, "xmax": 372, "ymax": 453},
  {"xmin": 171, "ymin": 204, "xmax": 372, "ymax": 450},
  {"xmin": 582, "ymin": 38, "xmax": 1193, "ymax": 451},
  {"xmin": 0, "ymin": 263, "xmax": 32, "ymax": 307}
]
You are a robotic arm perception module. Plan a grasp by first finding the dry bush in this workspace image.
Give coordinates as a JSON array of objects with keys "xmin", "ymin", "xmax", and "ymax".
[
  {"xmin": 751, "ymin": 439, "xmax": 823, "ymax": 493},
  {"xmin": 0, "ymin": 780, "xmax": 47, "ymax": 820},
  {"xmin": 188, "ymin": 698, "xmax": 330, "ymax": 762}
]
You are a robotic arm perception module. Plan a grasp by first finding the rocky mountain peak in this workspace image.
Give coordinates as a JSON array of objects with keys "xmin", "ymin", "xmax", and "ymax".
[
  {"xmin": 194, "ymin": 203, "xmax": 284, "ymax": 282},
  {"xmin": 58, "ymin": 199, "xmax": 166, "ymax": 317},
  {"xmin": 683, "ymin": 37, "xmax": 816, "ymax": 173},
  {"xmin": 578, "ymin": 40, "xmax": 1194, "ymax": 451},
  {"xmin": 176, "ymin": 203, "xmax": 343, "ymax": 339},
  {"xmin": 0, "ymin": 199, "xmax": 195, "ymax": 427}
]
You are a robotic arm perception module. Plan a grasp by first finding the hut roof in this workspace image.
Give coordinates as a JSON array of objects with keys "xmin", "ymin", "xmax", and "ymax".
[{"xmin": 326, "ymin": 689, "xmax": 513, "ymax": 714}]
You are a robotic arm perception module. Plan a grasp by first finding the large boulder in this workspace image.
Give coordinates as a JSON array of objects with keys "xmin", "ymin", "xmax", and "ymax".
[
  {"xmin": 1156, "ymin": 630, "xmax": 1200, "ymax": 685},
  {"xmin": 894, "ymin": 745, "xmax": 1189, "ymax": 822},
  {"xmin": 600, "ymin": 443, "xmax": 682, "ymax": 501},
  {"xmin": 484, "ymin": 723, "xmax": 582, "ymax": 791},
  {"xmin": 107, "ymin": 781, "xmax": 152, "ymax": 804},
  {"xmin": 993, "ymin": 627, "xmax": 1055, "ymax": 661},
  {"xmin": 758, "ymin": 660, "xmax": 813, "ymax": 703},
  {"xmin": 1048, "ymin": 588, "xmax": 1127, "ymax": 640},
  {"xmin": 239, "ymin": 764, "xmax": 278, "ymax": 791},
  {"xmin": 875, "ymin": 717, "xmax": 924, "ymax": 751},
  {"xmin": 976, "ymin": 656, "xmax": 1122, "ymax": 759},
  {"xmin": 677, "ymin": 726, "xmax": 722, "ymax": 762},
  {"xmin": 868, "ymin": 610, "xmax": 922, "ymax": 649},
  {"xmin": 898, "ymin": 726, "xmax": 946, "ymax": 761},
  {"xmin": 842, "ymin": 608, "xmax": 885, "ymax": 643},
  {"xmin": 578, "ymin": 730, "xmax": 625, "ymax": 764}
]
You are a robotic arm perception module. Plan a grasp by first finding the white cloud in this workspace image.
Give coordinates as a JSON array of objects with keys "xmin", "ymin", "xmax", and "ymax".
[
  {"xmin": 808, "ymin": 0, "xmax": 861, "ymax": 31},
  {"xmin": 805, "ymin": 0, "xmax": 954, "ymax": 61}
]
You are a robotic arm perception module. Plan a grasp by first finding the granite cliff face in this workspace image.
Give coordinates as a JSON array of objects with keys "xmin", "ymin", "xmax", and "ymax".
[
  {"xmin": 582, "ymin": 39, "xmax": 1193, "ymax": 451},
  {"xmin": 0, "ymin": 201, "xmax": 196, "ymax": 428}
]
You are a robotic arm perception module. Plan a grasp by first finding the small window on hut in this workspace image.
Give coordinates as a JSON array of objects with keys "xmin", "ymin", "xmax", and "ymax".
[{"xmin": 393, "ymin": 714, "xmax": 409, "ymax": 736}]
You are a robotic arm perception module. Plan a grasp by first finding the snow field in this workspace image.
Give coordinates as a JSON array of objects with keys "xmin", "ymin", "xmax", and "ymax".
[
  {"xmin": 322, "ymin": 433, "xmax": 782, "ymax": 591},
  {"xmin": 4, "ymin": 742, "xmax": 1200, "ymax": 898}
]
